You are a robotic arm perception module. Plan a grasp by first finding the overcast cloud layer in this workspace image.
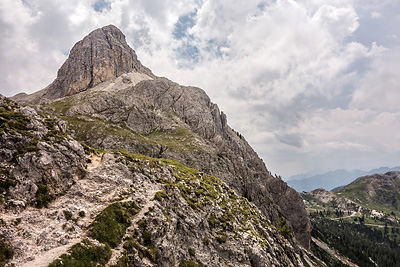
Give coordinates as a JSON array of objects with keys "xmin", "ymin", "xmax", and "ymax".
[{"xmin": 1, "ymin": 0, "xmax": 399, "ymax": 177}]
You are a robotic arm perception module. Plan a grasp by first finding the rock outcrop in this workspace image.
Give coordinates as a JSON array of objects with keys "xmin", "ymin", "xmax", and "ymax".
[
  {"xmin": 0, "ymin": 95, "xmax": 86, "ymax": 208},
  {"xmin": 302, "ymin": 188, "xmax": 361, "ymax": 212},
  {"xmin": 42, "ymin": 25, "xmax": 155, "ymax": 99},
  {"xmin": 266, "ymin": 176, "xmax": 312, "ymax": 250}
]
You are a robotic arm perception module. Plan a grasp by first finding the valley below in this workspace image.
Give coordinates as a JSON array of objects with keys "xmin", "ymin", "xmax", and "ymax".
[{"xmin": 302, "ymin": 172, "xmax": 400, "ymax": 266}]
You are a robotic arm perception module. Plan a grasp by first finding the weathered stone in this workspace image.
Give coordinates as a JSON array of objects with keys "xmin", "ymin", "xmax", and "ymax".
[{"xmin": 42, "ymin": 25, "xmax": 155, "ymax": 99}]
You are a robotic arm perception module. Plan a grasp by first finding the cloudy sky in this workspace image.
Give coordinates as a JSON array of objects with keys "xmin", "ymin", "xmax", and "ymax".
[{"xmin": 1, "ymin": 0, "xmax": 400, "ymax": 177}]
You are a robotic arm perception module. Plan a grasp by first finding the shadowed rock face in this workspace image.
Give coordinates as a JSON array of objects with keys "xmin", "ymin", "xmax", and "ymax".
[
  {"xmin": 266, "ymin": 176, "xmax": 312, "ymax": 250},
  {"xmin": 43, "ymin": 25, "xmax": 154, "ymax": 99}
]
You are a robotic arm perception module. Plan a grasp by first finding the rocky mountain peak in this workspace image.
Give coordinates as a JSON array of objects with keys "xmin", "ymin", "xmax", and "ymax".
[
  {"xmin": 43, "ymin": 25, "xmax": 155, "ymax": 99},
  {"xmin": 3, "ymin": 25, "xmax": 317, "ymax": 265}
]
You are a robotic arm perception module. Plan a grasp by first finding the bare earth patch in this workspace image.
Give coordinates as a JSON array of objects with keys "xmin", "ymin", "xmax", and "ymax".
[{"xmin": 87, "ymin": 153, "xmax": 103, "ymax": 170}]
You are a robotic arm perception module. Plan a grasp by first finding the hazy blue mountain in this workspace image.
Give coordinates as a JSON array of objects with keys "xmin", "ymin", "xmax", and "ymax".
[
  {"xmin": 283, "ymin": 169, "xmax": 323, "ymax": 181},
  {"xmin": 287, "ymin": 166, "xmax": 400, "ymax": 192}
]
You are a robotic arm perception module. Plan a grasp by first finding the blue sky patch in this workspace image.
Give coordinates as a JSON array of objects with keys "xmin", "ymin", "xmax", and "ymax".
[
  {"xmin": 173, "ymin": 11, "xmax": 197, "ymax": 40},
  {"xmin": 93, "ymin": 0, "xmax": 111, "ymax": 13},
  {"xmin": 175, "ymin": 42, "xmax": 200, "ymax": 67},
  {"xmin": 257, "ymin": 1, "xmax": 268, "ymax": 11}
]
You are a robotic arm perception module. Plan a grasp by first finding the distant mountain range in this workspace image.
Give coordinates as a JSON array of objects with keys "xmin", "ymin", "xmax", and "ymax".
[{"xmin": 286, "ymin": 166, "xmax": 400, "ymax": 192}]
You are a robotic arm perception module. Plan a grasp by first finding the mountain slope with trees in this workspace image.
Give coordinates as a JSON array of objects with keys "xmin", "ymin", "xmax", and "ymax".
[{"xmin": 303, "ymin": 172, "xmax": 400, "ymax": 266}]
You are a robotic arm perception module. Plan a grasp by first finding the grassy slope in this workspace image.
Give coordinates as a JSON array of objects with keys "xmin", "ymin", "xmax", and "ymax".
[
  {"xmin": 48, "ymin": 150, "xmax": 303, "ymax": 266},
  {"xmin": 334, "ymin": 176, "xmax": 400, "ymax": 214}
]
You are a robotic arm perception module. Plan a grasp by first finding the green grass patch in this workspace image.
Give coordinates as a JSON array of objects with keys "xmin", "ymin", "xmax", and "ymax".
[
  {"xmin": 123, "ymin": 237, "xmax": 157, "ymax": 262},
  {"xmin": 154, "ymin": 190, "xmax": 169, "ymax": 201},
  {"xmin": 163, "ymin": 213, "xmax": 172, "ymax": 224},
  {"xmin": 0, "ymin": 236, "xmax": 14, "ymax": 267},
  {"xmin": 47, "ymin": 98, "xmax": 74, "ymax": 114},
  {"xmin": 13, "ymin": 138, "xmax": 40, "ymax": 161},
  {"xmin": 48, "ymin": 239, "xmax": 111, "ymax": 267},
  {"xmin": 81, "ymin": 142, "xmax": 105, "ymax": 156},
  {"xmin": 179, "ymin": 259, "xmax": 200, "ymax": 267},
  {"xmin": 42, "ymin": 117, "xmax": 69, "ymax": 143},
  {"xmin": 89, "ymin": 201, "xmax": 140, "ymax": 248},
  {"xmin": 0, "ymin": 102, "xmax": 70, "ymax": 163},
  {"xmin": 123, "ymin": 217, "xmax": 158, "ymax": 262},
  {"xmin": 335, "ymin": 177, "xmax": 400, "ymax": 214},
  {"xmin": 208, "ymin": 213, "xmax": 216, "ymax": 229},
  {"xmin": 35, "ymin": 182, "xmax": 55, "ymax": 208},
  {"xmin": 60, "ymin": 115, "xmax": 150, "ymax": 151},
  {"xmin": 0, "ymin": 107, "xmax": 32, "ymax": 136},
  {"xmin": 110, "ymin": 253, "xmax": 129, "ymax": 267},
  {"xmin": 216, "ymin": 232, "xmax": 227, "ymax": 243},
  {"xmin": 118, "ymin": 151, "xmax": 275, "ymax": 247},
  {"xmin": 202, "ymin": 237, "xmax": 210, "ymax": 246},
  {"xmin": 144, "ymin": 127, "xmax": 202, "ymax": 153}
]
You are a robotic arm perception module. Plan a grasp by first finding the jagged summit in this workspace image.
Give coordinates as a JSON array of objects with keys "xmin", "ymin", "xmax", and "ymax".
[{"xmin": 42, "ymin": 25, "xmax": 155, "ymax": 99}]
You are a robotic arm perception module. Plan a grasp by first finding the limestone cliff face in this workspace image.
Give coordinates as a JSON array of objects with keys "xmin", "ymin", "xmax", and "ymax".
[
  {"xmin": 11, "ymin": 25, "xmax": 311, "ymax": 251},
  {"xmin": 43, "ymin": 25, "xmax": 154, "ymax": 99}
]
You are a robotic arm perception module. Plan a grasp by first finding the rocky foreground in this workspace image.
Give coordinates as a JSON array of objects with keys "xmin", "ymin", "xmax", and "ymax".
[{"xmin": 0, "ymin": 96, "xmax": 319, "ymax": 266}]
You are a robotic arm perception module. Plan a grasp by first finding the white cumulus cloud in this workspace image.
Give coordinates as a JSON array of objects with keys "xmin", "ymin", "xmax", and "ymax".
[{"xmin": 0, "ymin": 0, "xmax": 400, "ymax": 177}]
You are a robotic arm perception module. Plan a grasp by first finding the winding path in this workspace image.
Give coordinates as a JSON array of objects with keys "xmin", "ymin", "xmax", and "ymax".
[{"xmin": 19, "ymin": 153, "xmax": 104, "ymax": 267}]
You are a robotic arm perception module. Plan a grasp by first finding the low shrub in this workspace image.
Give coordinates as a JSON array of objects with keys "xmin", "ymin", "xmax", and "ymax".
[
  {"xmin": 48, "ymin": 239, "xmax": 111, "ymax": 267},
  {"xmin": 0, "ymin": 236, "xmax": 14, "ymax": 267},
  {"xmin": 216, "ymin": 232, "xmax": 227, "ymax": 243},
  {"xmin": 188, "ymin": 248, "xmax": 195, "ymax": 257},
  {"xmin": 279, "ymin": 216, "xmax": 291, "ymax": 239},
  {"xmin": 63, "ymin": 210, "xmax": 73, "ymax": 221},
  {"xmin": 78, "ymin": 210, "xmax": 85, "ymax": 218},
  {"xmin": 154, "ymin": 190, "xmax": 168, "ymax": 201},
  {"xmin": 179, "ymin": 259, "xmax": 200, "ymax": 267},
  {"xmin": 35, "ymin": 182, "xmax": 55, "ymax": 208}
]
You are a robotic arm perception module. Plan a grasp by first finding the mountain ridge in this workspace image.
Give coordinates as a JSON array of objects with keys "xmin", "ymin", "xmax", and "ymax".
[
  {"xmin": 1, "ymin": 25, "xmax": 318, "ymax": 266},
  {"xmin": 287, "ymin": 166, "xmax": 400, "ymax": 192},
  {"xmin": 0, "ymin": 95, "xmax": 316, "ymax": 266},
  {"xmin": 12, "ymin": 24, "xmax": 311, "ymax": 250}
]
